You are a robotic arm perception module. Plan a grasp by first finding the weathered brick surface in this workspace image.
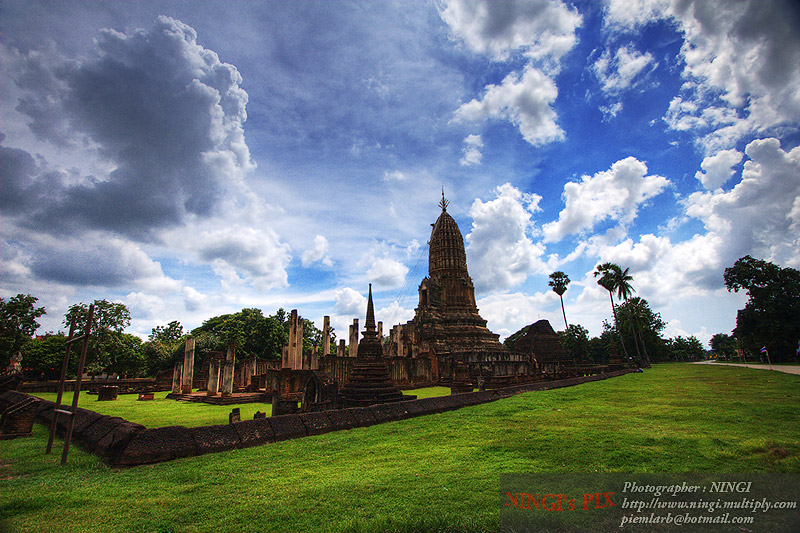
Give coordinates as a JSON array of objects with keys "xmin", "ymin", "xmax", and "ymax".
[
  {"xmin": 298, "ymin": 411, "xmax": 334, "ymax": 436},
  {"xmin": 231, "ymin": 418, "xmax": 275, "ymax": 447},
  {"xmin": 268, "ymin": 414, "xmax": 307, "ymax": 441},
  {"xmin": 368, "ymin": 401, "xmax": 413, "ymax": 422},
  {"xmin": 96, "ymin": 421, "xmax": 145, "ymax": 457},
  {"xmin": 191, "ymin": 424, "xmax": 242, "ymax": 453},
  {"xmin": 348, "ymin": 407, "xmax": 378, "ymax": 427},
  {"xmin": 71, "ymin": 409, "xmax": 106, "ymax": 438},
  {"xmin": 325, "ymin": 408, "xmax": 358, "ymax": 430},
  {"xmin": 81, "ymin": 416, "xmax": 126, "ymax": 452},
  {"xmin": 113, "ymin": 426, "xmax": 198, "ymax": 466}
]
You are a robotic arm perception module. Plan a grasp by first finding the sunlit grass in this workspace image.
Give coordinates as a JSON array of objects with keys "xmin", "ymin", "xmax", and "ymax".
[
  {"xmin": 27, "ymin": 386, "xmax": 452, "ymax": 428},
  {"xmin": 29, "ymin": 391, "xmax": 272, "ymax": 428},
  {"xmin": 2, "ymin": 364, "xmax": 797, "ymax": 532}
]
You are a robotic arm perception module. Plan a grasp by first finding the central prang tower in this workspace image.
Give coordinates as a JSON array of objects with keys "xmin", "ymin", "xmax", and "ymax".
[{"xmin": 411, "ymin": 192, "xmax": 504, "ymax": 356}]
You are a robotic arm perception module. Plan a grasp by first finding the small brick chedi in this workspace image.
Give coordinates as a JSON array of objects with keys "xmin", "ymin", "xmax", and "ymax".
[{"xmin": 338, "ymin": 284, "xmax": 409, "ymax": 407}]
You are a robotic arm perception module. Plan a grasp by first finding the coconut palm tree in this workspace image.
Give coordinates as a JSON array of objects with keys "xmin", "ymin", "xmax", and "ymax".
[
  {"xmin": 626, "ymin": 297, "xmax": 652, "ymax": 368},
  {"xmin": 613, "ymin": 266, "xmax": 635, "ymax": 302},
  {"xmin": 548, "ymin": 271, "xmax": 570, "ymax": 330},
  {"xmin": 612, "ymin": 266, "xmax": 643, "ymax": 362},
  {"xmin": 594, "ymin": 263, "xmax": 629, "ymax": 359}
]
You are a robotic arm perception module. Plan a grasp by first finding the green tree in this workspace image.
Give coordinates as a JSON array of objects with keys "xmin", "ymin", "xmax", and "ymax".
[
  {"xmin": 143, "ymin": 321, "xmax": 186, "ymax": 376},
  {"xmin": 106, "ymin": 333, "xmax": 146, "ymax": 377},
  {"xmin": 724, "ymin": 255, "xmax": 800, "ymax": 362},
  {"xmin": 709, "ymin": 333, "xmax": 737, "ymax": 361},
  {"xmin": 548, "ymin": 271, "xmax": 570, "ymax": 330},
  {"xmin": 193, "ymin": 308, "xmax": 290, "ymax": 361},
  {"xmin": 668, "ymin": 336, "xmax": 706, "ymax": 362},
  {"xmin": 558, "ymin": 324, "xmax": 589, "ymax": 363},
  {"xmin": 21, "ymin": 333, "xmax": 67, "ymax": 379},
  {"xmin": 63, "ymin": 299, "xmax": 132, "ymax": 375},
  {"xmin": 616, "ymin": 298, "xmax": 667, "ymax": 364},
  {"xmin": 0, "ymin": 294, "xmax": 46, "ymax": 367},
  {"xmin": 149, "ymin": 321, "xmax": 183, "ymax": 343},
  {"xmin": 586, "ymin": 329, "xmax": 618, "ymax": 365}
]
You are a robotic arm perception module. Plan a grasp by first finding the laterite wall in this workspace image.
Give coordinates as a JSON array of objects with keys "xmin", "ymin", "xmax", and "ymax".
[{"xmin": 0, "ymin": 369, "xmax": 636, "ymax": 467}]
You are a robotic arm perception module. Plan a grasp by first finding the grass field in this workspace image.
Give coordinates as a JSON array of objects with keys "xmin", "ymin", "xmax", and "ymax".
[
  {"xmin": 23, "ymin": 387, "xmax": 452, "ymax": 428},
  {"xmin": 1, "ymin": 364, "xmax": 798, "ymax": 532}
]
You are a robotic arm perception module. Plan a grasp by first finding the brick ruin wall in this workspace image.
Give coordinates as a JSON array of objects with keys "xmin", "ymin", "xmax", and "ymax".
[{"xmin": 0, "ymin": 369, "xmax": 636, "ymax": 467}]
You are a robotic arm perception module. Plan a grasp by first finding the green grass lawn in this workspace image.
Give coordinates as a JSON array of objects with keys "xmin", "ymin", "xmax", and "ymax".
[
  {"xmin": 23, "ymin": 386, "xmax": 451, "ymax": 429},
  {"xmin": 1, "ymin": 364, "xmax": 798, "ymax": 533},
  {"xmin": 27, "ymin": 391, "xmax": 274, "ymax": 428}
]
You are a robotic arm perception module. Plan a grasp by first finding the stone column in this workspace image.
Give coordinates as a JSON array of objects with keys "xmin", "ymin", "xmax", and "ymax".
[
  {"xmin": 337, "ymin": 339, "xmax": 346, "ymax": 358},
  {"xmin": 311, "ymin": 346, "xmax": 319, "ymax": 370},
  {"xmin": 206, "ymin": 359, "xmax": 220, "ymax": 397},
  {"xmin": 397, "ymin": 325, "xmax": 405, "ymax": 358},
  {"xmin": 246, "ymin": 357, "xmax": 257, "ymax": 388},
  {"xmin": 295, "ymin": 319, "xmax": 304, "ymax": 370},
  {"xmin": 289, "ymin": 310, "xmax": 299, "ymax": 370},
  {"xmin": 221, "ymin": 341, "xmax": 235, "ymax": 396},
  {"xmin": 171, "ymin": 361, "xmax": 182, "ymax": 394},
  {"xmin": 377, "ymin": 321, "xmax": 383, "ymax": 340},
  {"xmin": 349, "ymin": 318, "xmax": 359, "ymax": 358},
  {"xmin": 322, "ymin": 316, "xmax": 330, "ymax": 357},
  {"xmin": 282, "ymin": 345, "xmax": 289, "ymax": 368},
  {"xmin": 181, "ymin": 337, "xmax": 195, "ymax": 394}
]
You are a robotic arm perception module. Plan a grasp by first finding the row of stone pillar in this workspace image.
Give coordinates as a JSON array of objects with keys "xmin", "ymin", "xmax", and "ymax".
[{"xmin": 171, "ymin": 337, "xmax": 237, "ymax": 397}]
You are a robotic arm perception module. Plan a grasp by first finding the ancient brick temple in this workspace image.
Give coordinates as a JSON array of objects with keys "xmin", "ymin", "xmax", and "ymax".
[
  {"xmin": 338, "ymin": 284, "xmax": 409, "ymax": 407},
  {"xmin": 386, "ymin": 194, "xmax": 536, "ymax": 385}
]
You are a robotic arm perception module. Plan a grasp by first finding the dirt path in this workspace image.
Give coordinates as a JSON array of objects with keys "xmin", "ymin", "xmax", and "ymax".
[{"xmin": 693, "ymin": 360, "xmax": 800, "ymax": 375}]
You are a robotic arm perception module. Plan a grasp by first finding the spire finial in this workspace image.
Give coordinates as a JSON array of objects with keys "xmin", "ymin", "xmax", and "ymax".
[
  {"xmin": 439, "ymin": 187, "xmax": 449, "ymax": 212},
  {"xmin": 365, "ymin": 283, "xmax": 376, "ymax": 332}
]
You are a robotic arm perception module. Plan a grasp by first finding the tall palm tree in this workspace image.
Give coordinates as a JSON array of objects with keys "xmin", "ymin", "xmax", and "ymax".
[
  {"xmin": 612, "ymin": 266, "xmax": 643, "ymax": 362},
  {"xmin": 613, "ymin": 267, "xmax": 635, "ymax": 302},
  {"xmin": 594, "ymin": 263, "xmax": 629, "ymax": 359},
  {"xmin": 548, "ymin": 271, "xmax": 570, "ymax": 330},
  {"xmin": 626, "ymin": 297, "xmax": 652, "ymax": 368}
]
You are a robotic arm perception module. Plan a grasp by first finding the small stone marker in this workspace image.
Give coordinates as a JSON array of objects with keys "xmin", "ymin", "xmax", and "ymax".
[
  {"xmin": 253, "ymin": 411, "xmax": 266, "ymax": 419},
  {"xmin": 138, "ymin": 392, "xmax": 155, "ymax": 401},
  {"xmin": 229, "ymin": 408, "xmax": 241, "ymax": 424}
]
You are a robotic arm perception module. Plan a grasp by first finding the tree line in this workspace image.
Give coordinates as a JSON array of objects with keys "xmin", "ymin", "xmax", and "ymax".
[
  {"xmin": 2, "ymin": 255, "xmax": 797, "ymax": 379},
  {"xmin": 0, "ymin": 299, "xmax": 334, "ymax": 380},
  {"xmin": 547, "ymin": 256, "xmax": 800, "ymax": 365}
]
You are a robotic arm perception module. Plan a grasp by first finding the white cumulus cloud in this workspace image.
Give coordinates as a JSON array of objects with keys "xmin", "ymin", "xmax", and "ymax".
[
  {"xmin": 367, "ymin": 258, "xmax": 409, "ymax": 288},
  {"xmin": 455, "ymin": 65, "xmax": 563, "ymax": 146},
  {"xmin": 439, "ymin": 0, "xmax": 581, "ymax": 64},
  {"xmin": 543, "ymin": 157, "xmax": 670, "ymax": 242},
  {"xmin": 460, "ymin": 134, "xmax": 484, "ymax": 166},
  {"xmin": 606, "ymin": 0, "xmax": 800, "ymax": 152},
  {"xmin": 442, "ymin": 0, "xmax": 581, "ymax": 147},
  {"xmin": 593, "ymin": 45, "xmax": 655, "ymax": 94},
  {"xmin": 334, "ymin": 287, "xmax": 367, "ymax": 317},
  {"xmin": 301, "ymin": 235, "xmax": 333, "ymax": 268},
  {"xmin": 466, "ymin": 183, "xmax": 546, "ymax": 292},
  {"xmin": 694, "ymin": 148, "xmax": 743, "ymax": 190}
]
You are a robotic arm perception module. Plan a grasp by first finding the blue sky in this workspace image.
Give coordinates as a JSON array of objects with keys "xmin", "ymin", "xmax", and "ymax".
[{"xmin": 2, "ymin": 0, "xmax": 799, "ymax": 346}]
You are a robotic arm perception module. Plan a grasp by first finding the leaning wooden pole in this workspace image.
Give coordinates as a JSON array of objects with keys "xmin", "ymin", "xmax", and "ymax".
[
  {"xmin": 61, "ymin": 304, "xmax": 93, "ymax": 465},
  {"xmin": 46, "ymin": 317, "xmax": 77, "ymax": 455}
]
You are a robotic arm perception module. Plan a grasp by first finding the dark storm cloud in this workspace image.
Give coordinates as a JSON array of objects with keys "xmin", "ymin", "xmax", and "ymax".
[{"xmin": 3, "ymin": 16, "xmax": 252, "ymax": 238}]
